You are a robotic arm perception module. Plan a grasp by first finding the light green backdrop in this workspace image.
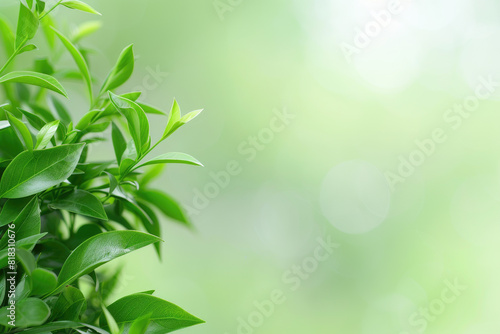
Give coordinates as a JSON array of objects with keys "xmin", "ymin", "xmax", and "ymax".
[{"xmin": 2, "ymin": 0, "xmax": 499, "ymax": 332}]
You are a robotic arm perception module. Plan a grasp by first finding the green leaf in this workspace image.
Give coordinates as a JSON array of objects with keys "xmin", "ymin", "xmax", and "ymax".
[
  {"xmin": 75, "ymin": 110, "xmax": 98, "ymax": 130},
  {"xmin": 16, "ymin": 321, "xmax": 106, "ymax": 334},
  {"xmin": 36, "ymin": 0, "xmax": 46, "ymax": 14},
  {"xmin": 136, "ymin": 190, "xmax": 190, "ymax": 227},
  {"xmin": 0, "ymin": 143, "xmax": 85, "ymax": 199},
  {"xmin": 0, "ymin": 234, "xmax": 44, "ymax": 270},
  {"xmin": 121, "ymin": 138, "xmax": 138, "ymax": 163},
  {"xmin": 118, "ymin": 196, "xmax": 153, "ymax": 227},
  {"xmin": 0, "ymin": 159, "xmax": 12, "ymax": 168},
  {"xmin": 40, "ymin": 15, "xmax": 56, "ymax": 50},
  {"xmin": 0, "ymin": 126, "xmax": 24, "ymax": 158},
  {"xmin": 51, "ymin": 96, "xmax": 72, "ymax": 124},
  {"xmin": 128, "ymin": 313, "xmax": 152, "ymax": 334},
  {"xmin": 28, "ymin": 103, "xmax": 56, "ymax": 123},
  {"xmin": 16, "ymin": 82, "xmax": 31, "ymax": 101},
  {"xmin": 0, "ymin": 298, "xmax": 50, "ymax": 328},
  {"xmin": 0, "ymin": 71, "xmax": 67, "ymax": 97},
  {"xmin": 100, "ymin": 92, "xmax": 140, "ymax": 118},
  {"xmin": 31, "ymin": 268, "xmax": 57, "ymax": 296},
  {"xmin": 5, "ymin": 111, "xmax": 33, "ymax": 151},
  {"xmin": 0, "ymin": 197, "xmax": 31, "ymax": 226},
  {"xmin": 162, "ymin": 99, "xmax": 180, "ymax": 139},
  {"xmin": 19, "ymin": 108, "xmax": 46, "ymax": 130},
  {"xmin": 49, "ymin": 189, "xmax": 107, "ymax": 220},
  {"xmin": 0, "ymin": 102, "xmax": 17, "ymax": 114},
  {"xmin": 61, "ymin": 0, "xmax": 102, "ymax": 15},
  {"xmin": 180, "ymin": 109, "xmax": 203, "ymax": 124},
  {"xmin": 15, "ymin": 3, "xmax": 39, "ymax": 49},
  {"xmin": 111, "ymin": 122, "xmax": 126, "ymax": 165},
  {"xmin": 171, "ymin": 109, "xmax": 203, "ymax": 138},
  {"xmin": 35, "ymin": 120, "xmax": 59, "ymax": 149},
  {"xmin": 99, "ymin": 44, "xmax": 134, "ymax": 95},
  {"xmin": 53, "ymin": 231, "xmax": 162, "ymax": 294},
  {"xmin": 66, "ymin": 224, "xmax": 102, "ymax": 249},
  {"xmin": 119, "ymin": 158, "xmax": 135, "ymax": 177},
  {"xmin": 14, "ymin": 274, "xmax": 32, "ymax": 301},
  {"xmin": 99, "ymin": 266, "xmax": 124, "ymax": 300},
  {"xmin": 140, "ymin": 165, "xmax": 164, "ymax": 188},
  {"xmin": 104, "ymin": 171, "xmax": 118, "ymax": 196},
  {"xmin": 0, "ymin": 17, "xmax": 15, "ymax": 56},
  {"xmin": 72, "ymin": 21, "xmax": 102, "ymax": 43},
  {"xmin": 16, "ymin": 233, "xmax": 47, "ymax": 251},
  {"xmin": 15, "ymin": 199, "xmax": 41, "ymax": 241},
  {"xmin": 135, "ymin": 152, "xmax": 203, "ymax": 171},
  {"xmin": 86, "ymin": 121, "xmax": 110, "ymax": 134},
  {"xmin": 121, "ymin": 180, "xmax": 139, "ymax": 190},
  {"xmin": 63, "ymin": 130, "xmax": 78, "ymax": 144},
  {"xmin": 120, "ymin": 91, "xmax": 141, "ymax": 101},
  {"xmin": 137, "ymin": 102, "xmax": 165, "ymax": 115},
  {"xmin": 16, "ymin": 248, "xmax": 36, "ymax": 274},
  {"xmin": 102, "ymin": 293, "xmax": 203, "ymax": 333},
  {"xmin": 50, "ymin": 286, "xmax": 86, "ymax": 321},
  {"xmin": 18, "ymin": 43, "xmax": 37, "ymax": 55},
  {"xmin": 55, "ymin": 70, "xmax": 84, "ymax": 81},
  {"xmin": 37, "ymin": 238, "xmax": 71, "ymax": 271},
  {"xmin": 0, "ymin": 197, "xmax": 40, "ymax": 249},
  {"xmin": 69, "ymin": 162, "xmax": 109, "ymax": 185},
  {"xmin": 52, "ymin": 28, "xmax": 93, "ymax": 104},
  {"xmin": 102, "ymin": 305, "xmax": 120, "ymax": 334},
  {"xmin": 0, "ymin": 234, "xmax": 46, "ymax": 270},
  {"xmin": 109, "ymin": 92, "xmax": 150, "ymax": 157},
  {"xmin": 34, "ymin": 58, "xmax": 54, "ymax": 75},
  {"xmin": 162, "ymin": 102, "xmax": 202, "ymax": 140},
  {"xmin": 137, "ymin": 201, "xmax": 161, "ymax": 258}
]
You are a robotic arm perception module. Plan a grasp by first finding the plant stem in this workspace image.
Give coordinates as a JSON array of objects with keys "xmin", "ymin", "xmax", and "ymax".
[
  {"xmin": 101, "ymin": 193, "xmax": 111, "ymax": 204},
  {"xmin": 0, "ymin": 34, "xmax": 31, "ymax": 76},
  {"xmin": 0, "ymin": 55, "xmax": 16, "ymax": 76},
  {"xmin": 39, "ymin": 0, "xmax": 63, "ymax": 20},
  {"xmin": 70, "ymin": 212, "xmax": 76, "ymax": 234},
  {"xmin": 0, "ymin": 47, "xmax": 21, "ymax": 76}
]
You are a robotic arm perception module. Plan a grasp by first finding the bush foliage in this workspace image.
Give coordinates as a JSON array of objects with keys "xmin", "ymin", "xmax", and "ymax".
[{"xmin": 0, "ymin": 1, "xmax": 204, "ymax": 333}]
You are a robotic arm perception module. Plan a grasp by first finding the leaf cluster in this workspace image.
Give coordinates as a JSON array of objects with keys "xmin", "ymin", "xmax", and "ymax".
[{"xmin": 0, "ymin": 1, "xmax": 204, "ymax": 333}]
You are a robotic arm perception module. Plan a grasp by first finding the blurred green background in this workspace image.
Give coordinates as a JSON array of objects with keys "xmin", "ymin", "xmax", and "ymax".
[{"xmin": 3, "ymin": 0, "xmax": 500, "ymax": 332}]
